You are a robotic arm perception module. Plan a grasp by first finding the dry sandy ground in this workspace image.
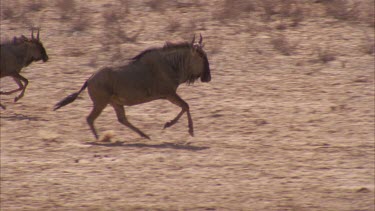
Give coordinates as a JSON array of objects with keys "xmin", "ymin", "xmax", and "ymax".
[{"xmin": 1, "ymin": 1, "xmax": 374, "ymax": 210}]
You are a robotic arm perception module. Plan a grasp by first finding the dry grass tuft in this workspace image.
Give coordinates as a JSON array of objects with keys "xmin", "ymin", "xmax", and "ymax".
[
  {"xmin": 100, "ymin": 130, "xmax": 116, "ymax": 142},
  {"xmin": 317, "ymin": 48, "xmax": 336, "ymax": 63},
  {"xmin": 27, "ymin": 0, "xmax": 44, "ymax": 12},
  {"xmin": 1, "ymin": 1, "xmax": 24, "ymax": 22},
  {"xmin": 1, "ymin": 6, "xmax": 15, "ymax": 20},
  {"xmin": 213, "ymin": 0, "xmax": 256, "ymax": 23},
  {"xmin": 275, "ymin": 22, "xmax": 287, "ymax": 30},
  {"xmin": 261, "ymin": 0, "xmax": 279, "ymax": 21},
  {"xmin": 261, "ymin": 0, "xmax": 304, "ymax": 25},
  {"xmin": 103, "ymin": 9, "xmax": 122, "ymax": 24},
  {"xmin": 102, "ymin": 0, "xmax": 140, "ymax": 44},
  {"xmin": 103, "ymin": 24, "xmax": 142, "ymax": 45},
  {"xmin": 55, "ymin": 0, "xmax": 76, "ymax": 20},
  {"xmin": 271, "ymin": 34, "xmax": 297, "ymax": 56},
  {"xmin": 145, "ymin": 0, "xmax": 167, "ymax": 13},
  {"xmin": 103, "ymin": 0, "xmax": 129, "ymax": 24},
  {"xmin": 318, "ymin": 0, "xmax": 374, "ymax": 26},
  {"xmin": 360, "ymin": 1, "xmax": 375, "ymax": 27},
  {"xmin": 364, "ymin": 43, "xmax": 375, "ymax": 55},
  {"xmin": 323, "ymin": 0, "xmax": 360, "ymax": 21},
  {"xmin": 166, "ymin": 19, "xmax": 181, "ymax": 33},
  {"xmin": 321, "ymin": 0, "xmax": 375, "ymax": 27},
  {"xmin": 286, "ymin": 5, "xmax": 304, "ymax": 27},
  {"xmin": 361, "ymin": 35, "xmax": 375, "ymax": 55},
  {"xmin": 71, "ymin": 12, "xmax": 89, "ymax": 32}
]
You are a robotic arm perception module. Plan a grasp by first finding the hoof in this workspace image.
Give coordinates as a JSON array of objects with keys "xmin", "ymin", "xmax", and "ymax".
[
  {"xmin": 143, "ymin": 134, "xmax": 151, "ymax": 140},
  {"xmin": 164, "ymin": 121, "xmax": 172, "ymax": 129},
  {"xmin": 94, "ymin": 134, "xmax": 99, "ymax": 140},
  {"xmin": 189, "ymin": 129, "xmax": 194, "ymax": 137},
  {"xmin": 139, "ymin": 132, "xmax": 151, "ymax": 139},
  {"xmin": 14, "ymin": 96, "xmax": 21, "ymax": 102}
]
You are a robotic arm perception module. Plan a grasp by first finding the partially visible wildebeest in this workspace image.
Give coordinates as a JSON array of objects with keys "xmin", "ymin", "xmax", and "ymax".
[
  {"xmin": 0, "ymin": 29, "xmax": 49, "ymax": 109},
  {"xmin": 54, "ymin": 34, "xmax": 211, "ymax": 140}
]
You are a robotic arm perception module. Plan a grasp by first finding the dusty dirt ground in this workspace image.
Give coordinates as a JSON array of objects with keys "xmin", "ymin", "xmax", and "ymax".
[{"xmin": 1, "ymin": 1, "xmax": 374, "ymax": 210}]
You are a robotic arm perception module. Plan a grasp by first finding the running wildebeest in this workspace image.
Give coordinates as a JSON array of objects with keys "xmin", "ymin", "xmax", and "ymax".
[
  {"xmin": 0, "ymin": 29, "xmax": 49, "ymax": 109},
  {"xmin": 54, "ymin": 34, "xmax": 211, "ymax": 140}
]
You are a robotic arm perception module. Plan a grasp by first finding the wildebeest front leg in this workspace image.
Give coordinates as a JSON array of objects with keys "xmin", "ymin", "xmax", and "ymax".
[
  {"xmin": 0, "ymin": 76, "xmax": 25, "ymax": 98},
  {"xmin": 14, "ymin": 74, "xmax": 29, "ymax": 102},
  {"xmin": 111, "ymin": 103, "xmax": 150, "ymax": 139},
  {"xmin": 0, "ymin": 74, "xmax": 29, "ymax": 102},
  {"xmin": 164, "ymin": 94, "xmax": 194, "ymax": 136}
]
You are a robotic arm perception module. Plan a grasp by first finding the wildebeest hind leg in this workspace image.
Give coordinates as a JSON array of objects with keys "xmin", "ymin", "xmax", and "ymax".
[
  {"xmin": 111, "ymin": 103, "xmax": 150, "ymax": 139},
  {"xmin": 86, "ymin": 102, "xmax": 107, "ymax": 140},
  {"xmin": 164, "ymin": 94, "xmax": 194, "ymax": 136}
]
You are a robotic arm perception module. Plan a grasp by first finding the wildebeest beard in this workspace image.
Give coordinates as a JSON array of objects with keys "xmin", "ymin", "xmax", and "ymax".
[{"xmin": 200, "ymin": 55, "xmax": 211, "ymax": 82}]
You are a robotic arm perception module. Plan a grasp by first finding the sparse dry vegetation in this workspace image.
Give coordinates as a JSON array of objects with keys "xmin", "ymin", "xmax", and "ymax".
[
  {"xmin": 1, "ymin": 6, "xmax": 14, "ymax": 20},
  {"xmin": 323, "ymin": 0, "xmax": 361, "ymax": 21},
  {"xmin": 145, "ymin": 0, "xmax": 167, "ymax": 13},
  {"xmin": 166, "ymin": 18, "xmax": 181, "ymax": 33},
  {"xmin": 102, "ymin": 8, "xmax": 121, "ymax": 24},
  {"xmin": 321, "ymin": 0, "xmax": 374, "ymax": 26},
  {"xmin": 55, "ymin": 0, "xmax": 76, "ymax": 20},
  {"xmin": 101, "ymin": 0, "xmax": 140, "ymax": 46},
  {"xmin": 102, "ymin": 0, "xmax": 129, "ymax": 24},
  {"xmin": 0, "ymin": 0, "xmax": 374, "ymax": 210},
  {"xmin": 271, "ymin": 34, "xmax": 298, "ymax": 56},
  {"xmin": 71, "ymin": 12, "xmax": 89, "ymax": 32},
  {"xmin": 27, "ymin": 0, "xmax": 44, "ymax": 12},
  {"xmin": 361, "ymin": 35, "xmax": 375, "ymax": 55},
  {"xmin": 213, "ymin": 0, "xmax": 256, "ymax": 23},
  {"xmin": 1, "ymin": 1, "xmax": 23, "ymax": 22},
  {"xmin": 260, "ymin": 0, "xmax": 279, "ymax": 21},
  {"xmin": 317, "ymin": 48, "xmax": 336, "ymax": 63}
]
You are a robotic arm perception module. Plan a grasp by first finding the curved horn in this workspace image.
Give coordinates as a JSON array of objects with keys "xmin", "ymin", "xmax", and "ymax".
[
  {"xmin": 37, "ymin": 28, "xmax": 40, "ymax": 40},
  {"xmin": 191, "ymin": 34, "xmax": 195, "ymax": 45},
  {"xmin": 199, "ymin": 33, "xmax": 203, "ymax": 46}
]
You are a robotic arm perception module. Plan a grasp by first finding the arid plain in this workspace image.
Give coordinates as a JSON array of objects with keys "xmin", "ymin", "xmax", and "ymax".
[{"xmin": 1, "ymin": 1, "xmax": 374, "ymax": 210}]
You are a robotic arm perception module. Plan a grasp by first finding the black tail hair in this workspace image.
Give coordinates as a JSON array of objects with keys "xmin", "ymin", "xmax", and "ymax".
[{"xmin": 54, "ymin": 81, "xmax": 88, "ymax": 111}]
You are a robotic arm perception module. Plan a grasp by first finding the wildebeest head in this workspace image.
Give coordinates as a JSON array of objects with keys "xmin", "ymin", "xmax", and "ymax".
[
  {"xmin": 190, "ymin": 34, "xmax": 211, "ymax": 83},
  {"xmin": 25, "ymin": 29, "xmax": 49, "ymax": 63}
]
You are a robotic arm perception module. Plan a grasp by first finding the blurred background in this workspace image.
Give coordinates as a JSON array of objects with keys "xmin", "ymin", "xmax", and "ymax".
[
  {"xmin": 1, "ymin": 0, "xmax": 374, "ymax": 210},
  {"xmin": 1, "ymin": 0, "xmax": 373, "ymax": 66}
]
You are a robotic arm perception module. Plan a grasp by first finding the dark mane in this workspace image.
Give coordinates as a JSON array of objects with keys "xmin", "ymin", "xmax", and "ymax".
[
  {"xmin": 130, "ymin": 40, "xmax": 210, "ymax": 84},
  {"xmin": 131, "ymin": 47, "xmax": 158, "ymax": 61},
  {"xmin": 163, "ymin": 41, "xmax": 191, "ymax": 49},
  {"xmin": 131, "ymin": 41, "xmax": 192, "ymax": 62},
  {"xmin": 1, "ymin": 35, "xmax": 36, "ymax": 47},
  {"xmin": 1, "ymin": 37, "xmax": 18, "ymax": 46}
]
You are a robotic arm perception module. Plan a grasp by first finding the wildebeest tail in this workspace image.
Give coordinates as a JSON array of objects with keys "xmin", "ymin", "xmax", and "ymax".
[{"xmin": 54, "ymin": 81, "xmax": 88, "ymax": 111}]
